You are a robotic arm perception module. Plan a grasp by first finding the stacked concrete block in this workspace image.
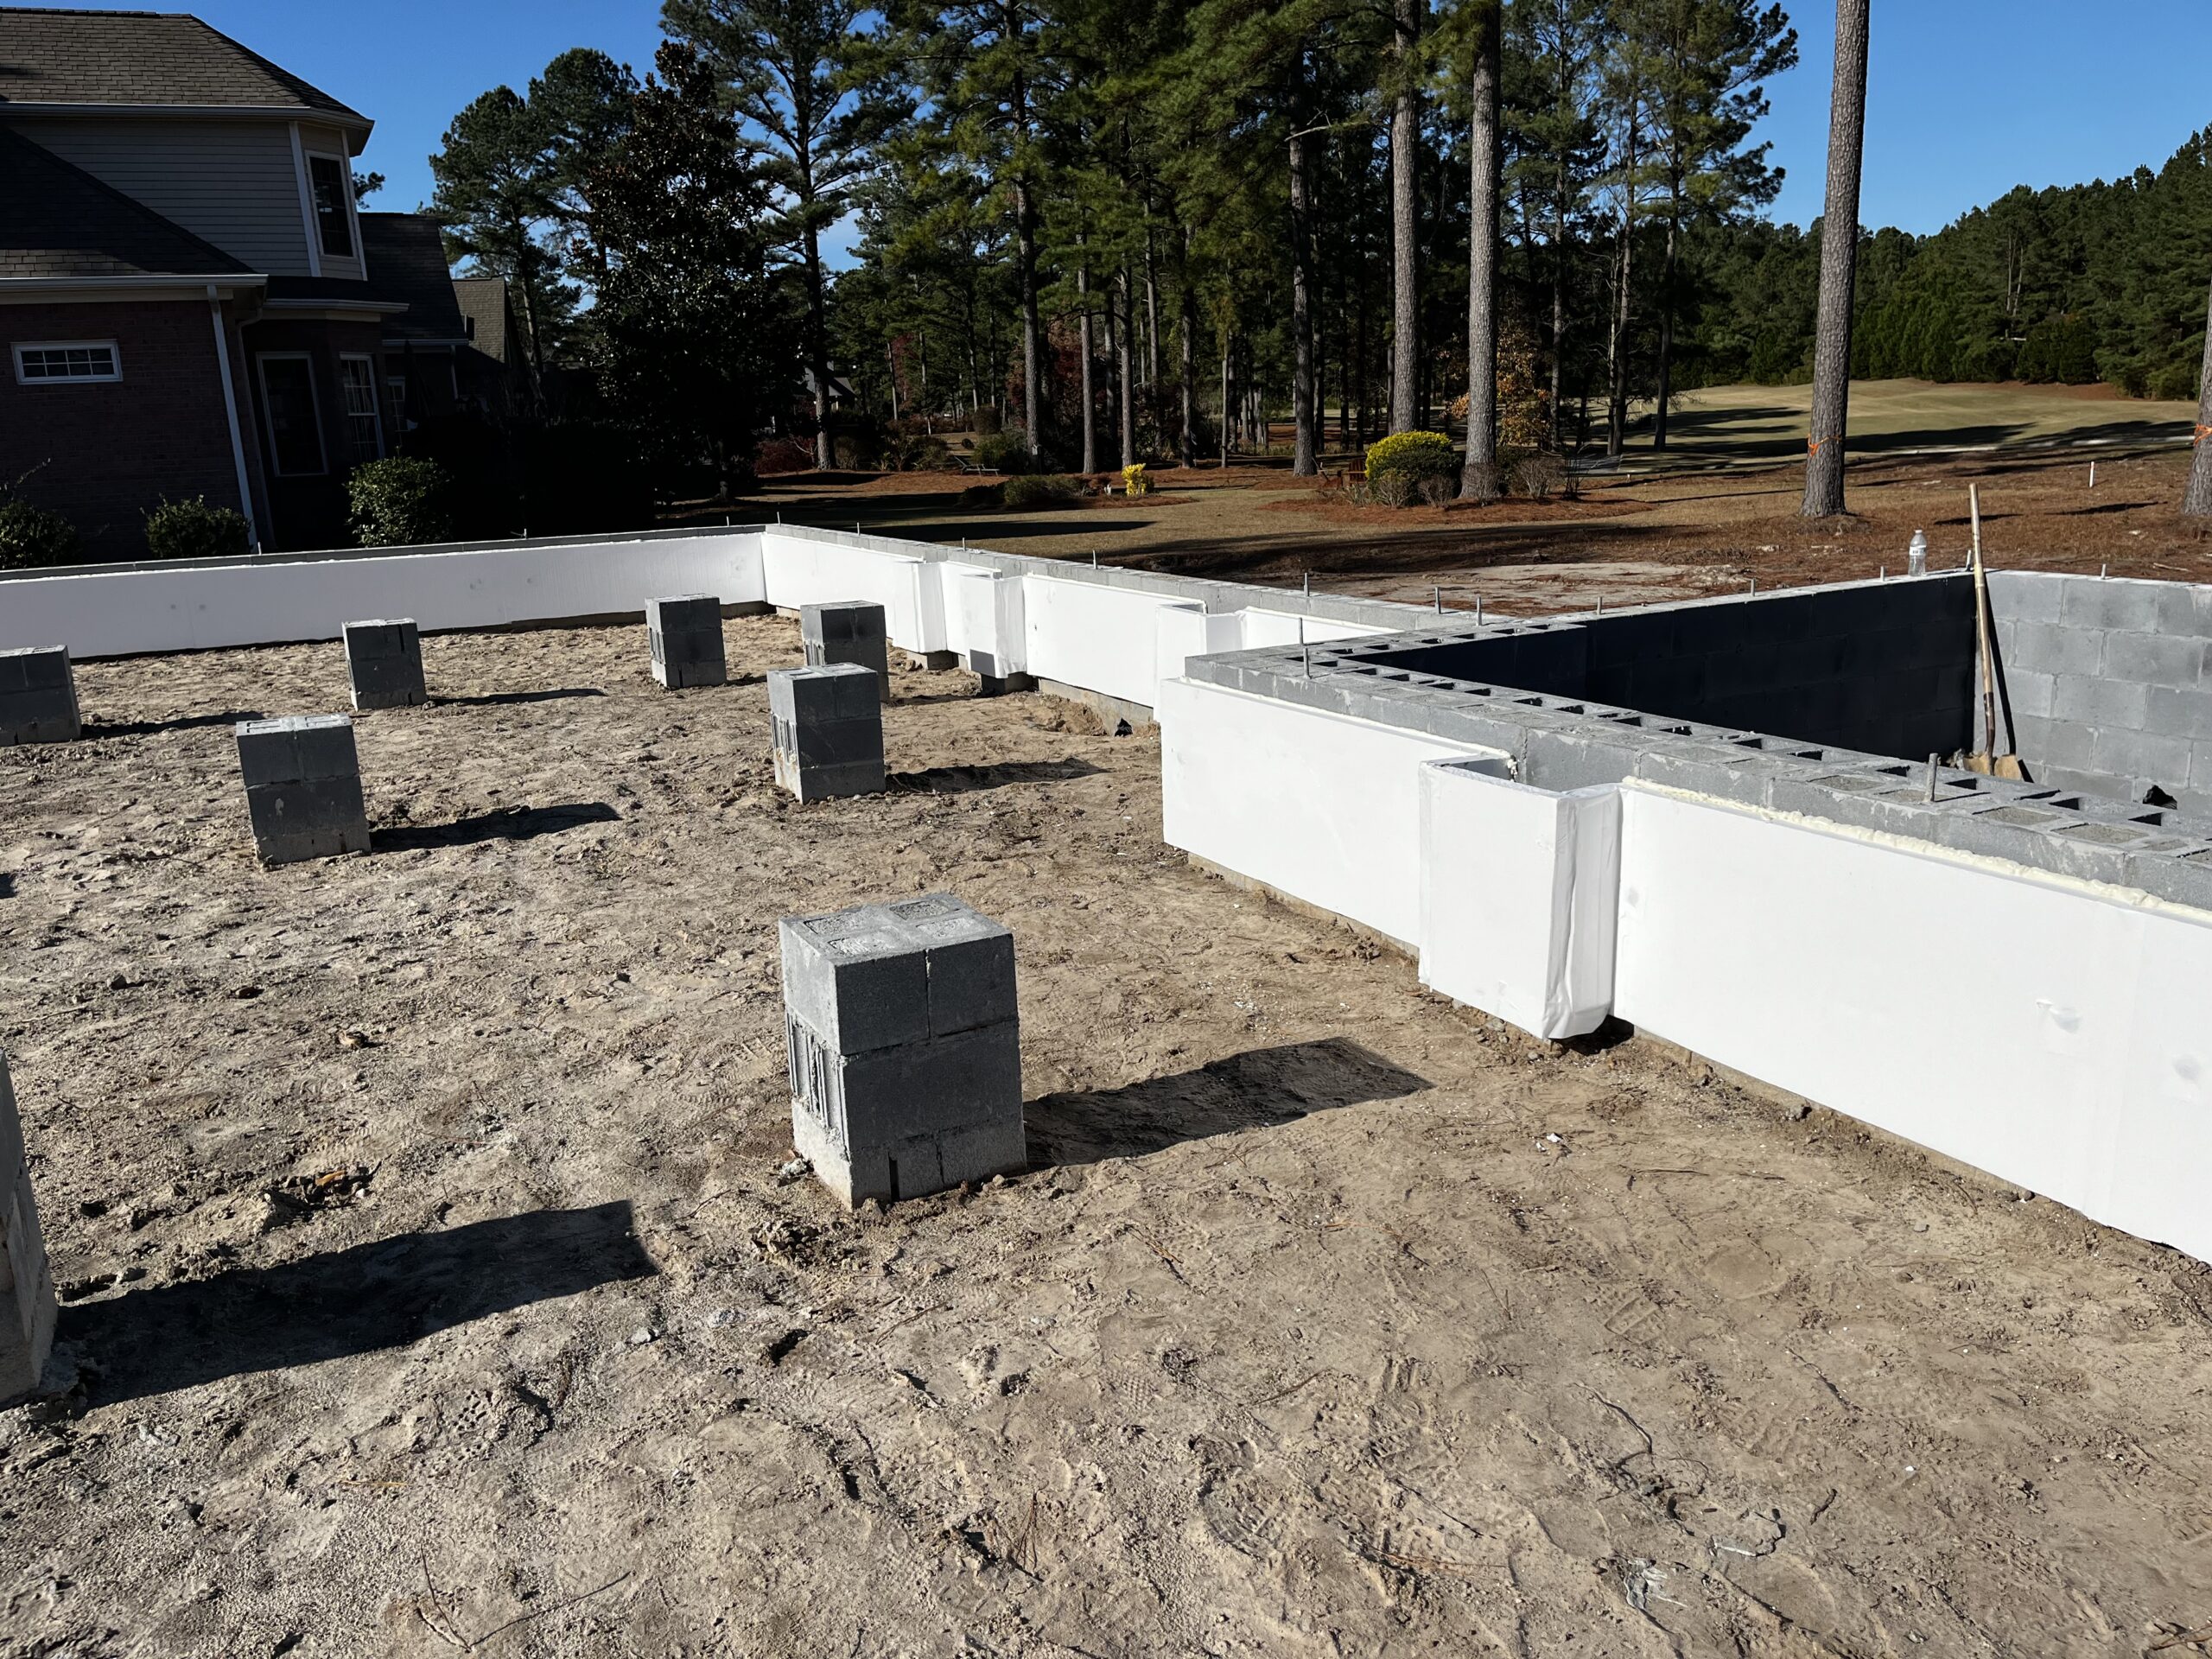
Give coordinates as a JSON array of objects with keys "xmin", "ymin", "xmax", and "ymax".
[
  {"xmin": 236, "ymin": 714, "xmax": 372, "ymax": 865},
  {"xmin": 647, "ymin": 594, "xmax": 728, "ymax": 690},
  {"xmin": 1, "ymin": 1053, "xmax": 56, "ymax": 1402},
  {"xmin": 779, "ymin": 893, "xmax": 1023, "ymax": 1205},
  {"xmin": 1986, "ymin": 572, "xmax": 2212, "ymax": 820},
  {"xmin": 769, "ymin": 664, "xmax": 884, "ymax": 800},
  {"xmin": 0, "ymin": 645, "xmax": 82, "ymax": 746},
  {"xmin": 800, "ymin": 601, "xmax": 891, "ymax": 701},
  {"xmin": 343, "ymin": 618, "xmax": 427, "ymax": 709}
]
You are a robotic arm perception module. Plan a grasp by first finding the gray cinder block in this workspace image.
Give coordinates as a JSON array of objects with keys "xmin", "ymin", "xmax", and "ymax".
[
  {"xmin": 1, "ymin": 1052, "xmax": 56, "ymax": 1402},
  {"xmin": 647, "ymin": 594, "xmax": 727, "ymax": 690},
  {"xmin": 769, "ymin": 664, "xmax": 884, "ymax": 800},
  {"xmin": 343, "ymin": 618, "xmax": 426, "ymax": 709},
  {"xmin": 800, "ymin": 601, "xmax": 891, "ymax": 701},
  {"xmin": 0, "ymin": 646, "xmax": 82, "ymax": 746},
  {"xmin": 235, "ymin": 714, "xmax": 371, "ymax": 865},
  {"xmin": 779, "ymin": 893, "xmax": 1023, "ymax": 1205}
]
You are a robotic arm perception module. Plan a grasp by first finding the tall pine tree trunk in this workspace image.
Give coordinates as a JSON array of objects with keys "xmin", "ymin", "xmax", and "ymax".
[
  {"xmin": 803, "ymin": 218, "xmax": 834, "ymax": 469},
  {"xmin": 1802, "ymin": 0, "xmax": 1870, "ymax": 518},
  {"xmin": 2186, "ymin": 266, "xmax": 2212, "ymax": 516},
  {"xmin": 1118, "ymin": 268, "xmax": 1138, "ymax": 467},
  {"xmin": 1179, "ymin": 225, "xmax": 1198, "ymax": 467},
  {"xmin": 1078, "ymin": 259, "xmax": 1096, "ymax": 474},
  {"xmin": 1389, "ymin": 0, "xmax": 1423, "ymax": 433},
  {"xmin": 1653, "ymin": 159, "xmax": 1681, "ymax": 450},
  {"xmin": 1290, "ymin": 125, "xmax": 1319, "ymax": 475},
  {"xmin": 1606, "ymin": 110, "xmax": 1637, "ymax": 459},
  {"xmin": 1015, "ymin": 179, "xmax": 1043, "ymax": 449},
  {"xmin": 1460, "ymin": 2, "xmax": 1501, "ymax": 498}
]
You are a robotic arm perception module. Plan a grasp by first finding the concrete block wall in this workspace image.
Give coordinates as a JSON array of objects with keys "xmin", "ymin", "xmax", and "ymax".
[
  {"xmin": 1986, "ymin": 572, "xmax": 2212, "ymax": 819},
  {"xmin": 1355, "ymin": 575, "xmax": 1977, "ymax": 762},
  {"xmin": 2, "ymin": 1052, "xmax": 57, "ymax": 1402}
]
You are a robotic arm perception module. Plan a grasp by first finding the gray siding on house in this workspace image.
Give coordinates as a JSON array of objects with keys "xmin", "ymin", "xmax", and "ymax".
[{"xmin": 4, "ymin": 116, "xmax": 312, "ymax": 274}]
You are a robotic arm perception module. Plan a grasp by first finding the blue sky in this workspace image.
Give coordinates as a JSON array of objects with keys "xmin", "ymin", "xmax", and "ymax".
[{"xmin": 79, "ymin": 1, "xmax": 2212, "ymax": 258}]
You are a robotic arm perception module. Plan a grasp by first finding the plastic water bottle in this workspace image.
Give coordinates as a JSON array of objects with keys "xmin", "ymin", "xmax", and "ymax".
[{"xmin": 1906, "ymin": 529, "xmax": 1929, "ymax": 578}]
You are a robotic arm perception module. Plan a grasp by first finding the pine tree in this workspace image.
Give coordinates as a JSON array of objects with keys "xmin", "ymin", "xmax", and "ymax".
[
  {"xmin": 666, "ymin": 0, "xmax": 902, "ymax": 467},
  {"xmin": 1802, "ymin": 0, "xmax": 1868, "ymax": 519}
]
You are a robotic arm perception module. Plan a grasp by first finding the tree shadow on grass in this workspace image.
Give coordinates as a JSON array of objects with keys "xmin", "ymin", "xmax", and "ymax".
[
  {"xmin": 62, "ymin": 1201, "xmax": 656, "ymax": 1405},
  {"xmin": 374, "ymin": 801, "xmax": 620, "ymax": 853},
  {"xmin": 889, "ymin": 758, "xmax": 1104, "ymax": 794},
  {"xmin": 1026, "ymin": 1038, "xmax": 1431, "ymax": 1166}
]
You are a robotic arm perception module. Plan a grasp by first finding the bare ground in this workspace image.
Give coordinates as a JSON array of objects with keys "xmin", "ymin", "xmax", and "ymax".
[{"xmin": 3, "ymin": 618, "xmax": 2211, "ymax": 1657}]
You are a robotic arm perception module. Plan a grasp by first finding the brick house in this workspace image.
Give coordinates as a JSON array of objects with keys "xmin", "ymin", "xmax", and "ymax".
[{"xmin": 0, "ymin": 10, "xmax": 486, "ymax": 556}]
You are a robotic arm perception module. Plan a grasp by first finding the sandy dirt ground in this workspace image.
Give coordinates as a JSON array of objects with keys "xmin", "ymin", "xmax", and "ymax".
[{"xmin": 4, "ymin": 618, "xmax": 2212, "ymax": 1657}]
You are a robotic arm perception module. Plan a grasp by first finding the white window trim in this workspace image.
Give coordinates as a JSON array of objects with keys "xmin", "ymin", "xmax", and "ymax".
[
  {"xmin": 287, "ymin": 123, "xmax": 321, "ymax": 278},
  {"xmin": 305, "ymin": 148, "xmax": 361, "ymax": 268},
  {"xmin": 13, "ymin": 340, "xmax": 123, "ymax": 385},
  {"xmin": 256, "ymin": 351, "xmax": 327, "ymax": 478},
  {"xmin": 338, "ymin": 352, "xmax": 385, "ymax": 461}
]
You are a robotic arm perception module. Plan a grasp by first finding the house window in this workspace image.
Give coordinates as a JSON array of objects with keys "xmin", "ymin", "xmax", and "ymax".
[
  {"xmin": 257, "ymin": 354, "xmax": 325, "ymax": 476},
  {"xmin": 14, "ymin": 341, "xmax": 121, "ymax": 385},
  {"xmin": 308, "ymin": 154, "xmax": 353, "ymax": 259},
  {"xmin": 338, "ymin": 355, "xmax": 383, "ymax": 464},
  {"xmin": 383, "ymin": 374, "xmax": 409, "ymax": 443}
]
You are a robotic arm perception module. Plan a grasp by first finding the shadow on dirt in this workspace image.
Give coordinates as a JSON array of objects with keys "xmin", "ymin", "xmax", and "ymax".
[
  {"xmin": 63, "ymin": 1201, "xmax": 656, "ymax": 1404},
  {"xmin": 1026, "ymin": 1038, "xmax": 1432, "ymax": 1166},
  {"xmin": 889, "ymin": 758, "xmax": 1104, "ymax": 794},
  {"xmin": 86, "ymin": 709, "xmax": 264, "ymax": 739},
  {"xmin": 374, "ymin": 801, "xmax": 620, "ymax": 852}
]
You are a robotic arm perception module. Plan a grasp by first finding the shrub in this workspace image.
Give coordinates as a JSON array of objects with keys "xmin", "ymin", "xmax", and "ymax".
[
  {"xmin": 0, "ymin": 497, "xmax": 79, "ymax": 569},
  {"xmin": 2149, "ymin": 359, "xmax": 2200, "ymax": 403},
  {"xmin": 1510, "ymin": 452, "xmax": 1567, "ymax": 501},
  {"xmin": 348, "ymin": 456, "xmax": 456, "ymax": 547},
  {"xmin": 972, "ymin": 406, "xmax": 1002, "ymax": 438},
  {"xmin": 1370, "ymin": 472, "xmax": 1419, "ymax": 509},
  {"xmin": 144, "ymin": 495, "xmax": 250, "ymax": 560},
  {"xmin": 1417, "ymin": 474, "xmax": 1454, "ymax": 506},
  {"xmin": 1001, "ymin": 473, "xmax": 1080, "ymax": 509},
  {"xmin": 756, "ymin": 436, "xmax": 815, "ymax": 475},
  {"xmin": 975, "ymin": 428, "xmax": 1033, "ymax": 474},
  {"xmin": 1121, "ymin": 463, "xmax": 1151, "ymax": 497},
  {"xmin": 887, "ymin": 434, "xmax": 953, "ymax": 472},
  {"xmin": 1363, "ymin": 430, "xmax": 1456, "ymax": 487}
]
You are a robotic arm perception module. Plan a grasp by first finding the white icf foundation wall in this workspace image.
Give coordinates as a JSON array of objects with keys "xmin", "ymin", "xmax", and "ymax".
[
  {"xmin": 1158, "ymin": 671, "xmax": 2212, "ymax": 1262},
  {"xmin": 1611, "ymin": 785, "xmax": 2212, "ymax": 1262},
  {"xmin": 1418, "ymin": 761, "xmax": 1620, "ymax": 1040},
  {"xmin": 0, "ymin": 525, "xmax": 1395, "ymax": 715},
  {"xmin": 1158, "ymin": 677, "xmax": 1511, "ymax": 949}
]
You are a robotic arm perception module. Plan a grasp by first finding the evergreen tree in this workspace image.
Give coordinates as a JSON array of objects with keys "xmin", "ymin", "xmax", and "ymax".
[{"xmin": 664, "ymin": 0, "xmax": 902, "ymax": 467}]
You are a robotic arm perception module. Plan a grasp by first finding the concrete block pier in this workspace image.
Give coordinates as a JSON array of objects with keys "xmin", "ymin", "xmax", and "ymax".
[
  {"xmin": 1, "ymin": 1052, "xmax": 56, "ymax": 1402},
  {"xmin": 236, "ymin": 714, "xmax": 372, "ymax": 865},
  {"xmin": 801, "ymin": 601, "xmax": 891, "ymax": 700},
  {"xmin": 648, "ymin": 594, "xmax": 728, "ymax": 689},
  {"xmin": 344, "ymin": 618, "xmax": 426, "ymax": 709},
  {"xmin": 0, "ymin": 646, "xmax": 81, "ymax": 745},
  {"xmin": 779, "ymin": 893, "xmax": 1025, "ymax": 1205},
  {"xmin": 770, "ymin": 664, "xmax": 885, "ymax": 800}
]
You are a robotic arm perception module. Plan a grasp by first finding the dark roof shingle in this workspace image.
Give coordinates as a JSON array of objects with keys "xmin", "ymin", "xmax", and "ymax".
[
  {"xmin": 360, "ymin": 213, "xmax": 467, "ymax": 340},
  {"xmin": 0, "ymin": 124, "xmax": 252, "ymax": 279},
  {"xmin": 0, "ymin": 8, "xmax": 366, "ymax": 124}
]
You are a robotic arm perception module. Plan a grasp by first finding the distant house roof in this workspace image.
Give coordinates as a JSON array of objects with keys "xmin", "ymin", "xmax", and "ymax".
[
  {"xmin": 0, "ymin": 123, "xmax": 253, "ymax": 280},
  {"xmin": 453, "ymin": 276, "xmax": 512, "ymax": 363},
  {"xmin": 360, "ymin": 213, "xmax": 467, "ymax": 341},
  {"xmin": 0, "ymin": 8, "xmax": 368, "ymax": 128}
]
